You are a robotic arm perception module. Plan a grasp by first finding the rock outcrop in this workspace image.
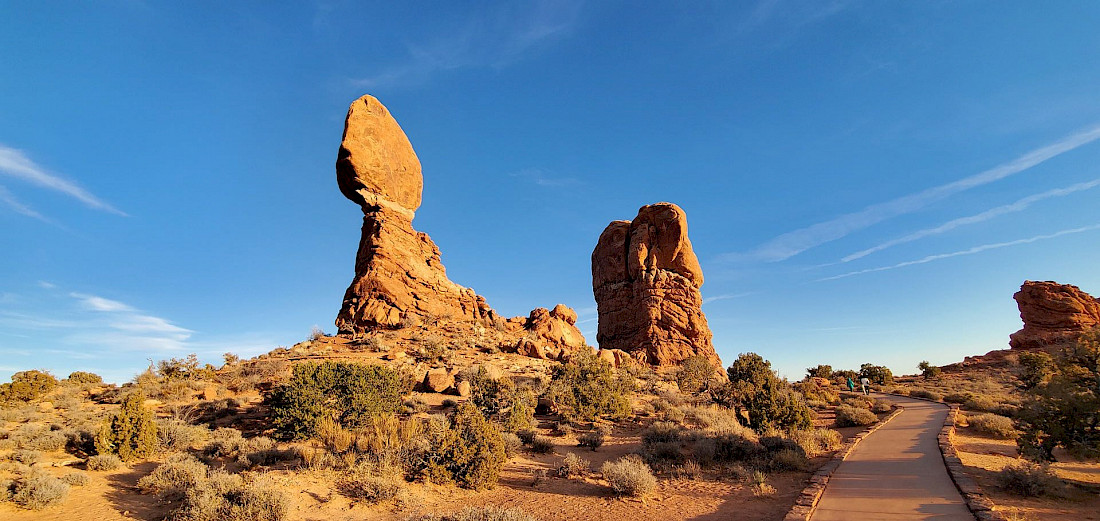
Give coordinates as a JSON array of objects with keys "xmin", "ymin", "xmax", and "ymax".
[
  {"xmin": 1009, "ymin": 280, "xmax": 1100, "ymax": 349},
  {"xmin": 592, "ymin": 202, "xmax": 721, "ymax": 367},
  {"xmin": 335, "ymin": 95, "xmax": 496, "ymax": 333}
]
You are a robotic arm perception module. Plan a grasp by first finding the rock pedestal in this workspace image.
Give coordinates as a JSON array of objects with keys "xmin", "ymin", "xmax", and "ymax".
[{"xmin": 592, "ymin": 202, "xmax": 721, "ymax": 367}]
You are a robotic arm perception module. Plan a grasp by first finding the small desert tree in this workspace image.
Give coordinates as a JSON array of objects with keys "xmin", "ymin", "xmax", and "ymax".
[
  {"xmin": 1016, "ymin": 327, "xmax": 1100, "ymax": 461},
  {"xmin": 545, "ymin": 349, "xmax": 633, "ymax": 422},
  {"xmin": 0, "ymin": 370, "xmax": 58, "ymax": 403},
  {"xmin": 917, "ymin": 361, "xmax": 941, "ymax": 379},
  {"xmin": 266, "ymin": 361, "xmax": 411, "ymax": 440},
  {"xmin": 859, "ymin": 363, "xmax": 894, "ymax": 385},
  {"xmin": 95, "ymin": 392, "xmax": 158, "ymax": 461},
  {"xmin": 676, "ymin": 354, "xmax": 720, "ymax": 394},
  {"xmin": 727, "ymin": 353, "xmax": 813, "ymax": 431},
  {"xmin": 421, "ymin": 403, "xmax": 508, "ymax": 490},
  {"xmin": 805, "ymin": 365, "xmax": 833, "ymax": 380}
]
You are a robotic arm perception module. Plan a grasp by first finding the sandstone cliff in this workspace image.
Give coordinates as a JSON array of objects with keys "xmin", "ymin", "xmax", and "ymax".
[
  {"xmin": 592, "ymin": 202, "xmax": 721, "ymax": 367},
  {"xmin": 1009, "ymin": 280, "xmax": 1100, "ymax": 349}
]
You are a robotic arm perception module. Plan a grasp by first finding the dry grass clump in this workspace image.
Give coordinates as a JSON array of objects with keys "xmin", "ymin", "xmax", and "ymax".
[
  {"xmin": 174, "ymin": 472, "xmax": 288, "ymax": 521},
  {"xmin": 158, "ymin": 419, "xmax": 210, "ymax": 452},
  {"xmin": 642, "ymin": 421, "xmax": 681, "ymax": 444},
  {"xmin": 750, "ymin": 471, "xmax": 775, "ymax": 497},
  {"xmin": 601, "ymin": 454, "xmax": 657, "ymax": 497},
  {"xmin": 138, "ymin": 453, "xmax": 208, "ymax": 498},
  {"xmin": 682, "ymin": 405, "xmax": 746, "ymax": 434},
  {"xmin": 908, "ymin": 389, "xmax": 943, "ymax": 401},
  {"xmin": 60, "ymin": 472, "xmax": 89, "ymax": 487},
  {"xmin": 966, "ymin": 413, "xmax": 1016, "ymax": 439},
  {"xmin": 834, "ymin": 406, "xmax": 876, "ymax": 427},
  {"xmin": 6, "ymin": 449, "xmax": 43, "ymax": 464},
  {"xmin": 339, "ymin": 462, "xmax": 404, "ymax": 504},
  {"xmin": 6, "ymin": 425, "xmax": 67, "ymax": 452},
  {"xmin": 86, "ymin": 453, "xmax": 123, "ymax": 471},
  {"xmin": 528, "ymin": 435, "xmax": 555, "ymax": 454},
  {"xmin": 556, "ymin": 452, "xmax": 589, "ymax": 478},
  {"xmin": 997, "ymin": 462, "xmax": 1064, "ymax": 497},
  {"xmin": 410, "ymin": 506, "xmax": 540, "ymax": 521},
  {"xmin": 787, "ymin": 428, "xmax": 842, "ymax": 457},
  {"xmin": 4, "ymin": 472, "xmax": 70, "ymax": 510}
]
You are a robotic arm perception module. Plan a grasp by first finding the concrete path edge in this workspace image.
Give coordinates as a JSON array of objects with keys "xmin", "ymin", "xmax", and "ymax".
[{"xmin": 782, "ymin": 405, "xmax": 906, "ymax": 521}]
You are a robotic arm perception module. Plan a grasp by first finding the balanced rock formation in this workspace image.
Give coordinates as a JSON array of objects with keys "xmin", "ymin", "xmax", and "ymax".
[
  {"xmin": 335, "ymin": 95, "xmax": 496, "ymax": 333},
  {"xmin": 592, "ymin": 202, "xmax": 721, "ymax": 367},
  {"xmin": 1009, "ymin": 280, "xmax": 1100, "ymax": 349}
]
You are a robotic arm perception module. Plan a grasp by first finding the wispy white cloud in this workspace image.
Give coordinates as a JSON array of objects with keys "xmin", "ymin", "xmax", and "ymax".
[
  {"xmin": 352, "ymin": 0, "xmax": 582, "ymax": 88},
  {"xmin": 70, "ymin": 292, "xmax": 134, "ymax": 312},
  {"xmin": 841, "ymin": 179, "xmax": 1100, "ymax": 262},
  {"xmin": 509, "ymin": 168, "xmax": 582, "ymax": 187},
  {"xmin": 726, "ymin": 125, "xmax": 1100, "ymax": 263},
  {"xmin": 0, "ymin": 185, "xmax": 49, "ymax": 221},
  {"xmin": 0, "ymin": 144, "xmax": 126, "ymax": 216},
  {"xmin": 702, "ymin": 292, "xmax": 753, "ymax": 304},
  {"xmin": 818, "ymin": 224, "xmax": 1100, "ymax": 281}
]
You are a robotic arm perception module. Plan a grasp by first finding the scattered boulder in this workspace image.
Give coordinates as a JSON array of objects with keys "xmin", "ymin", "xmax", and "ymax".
[
  {"xmin": 1009, "ymin": 280, "xmax": 1100, "ymax": 349},
  {"xmin": 591, "ymin": 202, "xmax": 721, "ymax": 368},
  {"xmin": 597, "ymin": 348, "xmax": 636, "ymax": 369},
  {"xmin": 334, "ymin": 95, "xmax": 498, "ymax": 333},
  {"xmin": 422, "ymin": 368, "xmax": 454, "ymax": 393},
  {"xmin": 455, "ymin": 380, "xmax": 471, "ymax": 397},
  {"xmin": 522, "ymin": 304, "xmax": 586, "ymax": 351}
]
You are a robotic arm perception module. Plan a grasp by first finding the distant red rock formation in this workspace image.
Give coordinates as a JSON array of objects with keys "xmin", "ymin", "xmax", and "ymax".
[
  {"xmin": 1009, "ymin": 280, "xmax": 1100, "ymax": 349},
  {"xmin": 591, "ymin": 202, "xmax": 721, "ymax": 367}
]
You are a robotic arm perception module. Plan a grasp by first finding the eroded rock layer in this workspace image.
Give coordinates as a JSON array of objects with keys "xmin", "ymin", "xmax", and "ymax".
[
  {"xmin": 592, "ymin": 202, "xmax": 720, "ymax": 367},
  {"xmin": 1009, "ymin": 280, "xmax": 1100, "ymax": 349}
]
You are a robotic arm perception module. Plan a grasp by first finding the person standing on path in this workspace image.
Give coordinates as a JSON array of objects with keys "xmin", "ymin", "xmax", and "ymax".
[
  {"xmin": 847, "ymin": 377, "xmax": 855, "ymax": 392},
  {"xmin": 860, "ymin": 376, "xmax": 871, "ymax": 395}
]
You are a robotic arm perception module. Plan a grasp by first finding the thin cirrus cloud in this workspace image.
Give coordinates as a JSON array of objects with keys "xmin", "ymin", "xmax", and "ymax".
[
  {"xmin": 723, "ymin": 124, "xmax": 1100, "ymax": 263},
  {"xmin": 0, "ymin": 144, "xmax": 126, "ymax": 217},
  {"xmin": 840, "ymin": 178, "xmax": 1100, "ymax": 263},
  {"xmin": 352, "ymin": 0, "xmax": 582, "ymax": 89},
  {"xmin": 818, "ymin": 223, "xmax": 1100, "ymax": 282}
]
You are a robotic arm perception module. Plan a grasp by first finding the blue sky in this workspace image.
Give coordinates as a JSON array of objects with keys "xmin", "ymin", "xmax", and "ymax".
[{"xmin": 2, "ymin": 1, "xmax": 1099, "ymax": 383}]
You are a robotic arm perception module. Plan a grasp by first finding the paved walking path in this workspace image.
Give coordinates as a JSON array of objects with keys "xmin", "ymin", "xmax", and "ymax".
[{"xmin": 810, "ymin": 394, "xmax": 974, "ymax": 520}]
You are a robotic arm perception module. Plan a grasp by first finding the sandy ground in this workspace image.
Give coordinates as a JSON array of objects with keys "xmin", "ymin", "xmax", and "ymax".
[{"xmin": 953, "ymin": 426, "xmax": 1100, "ymax": 521}]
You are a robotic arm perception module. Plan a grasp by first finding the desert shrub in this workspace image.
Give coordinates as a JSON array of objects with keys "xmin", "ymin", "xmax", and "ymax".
[
  {"xmin": 676, "ymin": 354, "xmax": 720, "ymax": 395},
  {"xmin": 643, "ymin": 440, "xmax": 684, "ymax": 465},
  {"xmin": 943, "ymin": 393, "xmax": 971, "ymax": 404},
  {"xmin": 238, "ymin": 436, "xmax": 283, "ymax": 467},
  {"xmin": 1017, "ymin": 327, "xmax": 1100, "ymax": 460},
  {"xmin": 871, "ymin": 399, "xmax": 893, "ymax": 413},
  {"xmin": 768, "ymin": 448, "xmax": 809, "ymax": 471},
  {"xmin": 174, "ymin": 472, "xmax": 288, "ymax": 521},
  {"xmin": 643, "ymin": 421, "xmax": 681, "ymax": 444},
  {"xmin": 602, "ymin": 454, "xmax": 656, "ymax": 497},
  {"xmin": 266, "ymin": 361, "xmax": 411, "ymax": 440},
  {"xmin": 0, "ymin": 370, "xmax": 59, "ymax": 404},
  {"xmin": 138, "ymin": 453, "xmax": 208, "ymax": 498},
  {"xmin": 1016, "ymin": 351, "xmax": 1055, "ymax": 391},
  {"xmin": 86, "ymin": 453, "xmax": 123, "ymax": 471},
  {"xmin": 60, "ymin": 472, "xmax": 89, "ymax": 487},
  {"xmin": 967, "ymin": 413, "xmax": 1016, "ymax": 439},
  {"xmin": 7, "ymin": 449, "xmax": 43, "ymax": 464},
  {"xmin": 410, "ymin": 506, "xmax": 539, "ymax": 521},
  {"xmin": 417, "ymin": 403, "xmax": 507, "ymax": 490},
  {"xmin": 788, "ymin": 428, "xmax": 842, "ymax": 457},
  {"xmin": 963, "ymin": 395, "xmax": 997, "ymax": 412},
  {"xmin": 682, "ymin": 405, "xmax": 745, "ymax": 434},
  {"xmin": 557, "ymin": 452, "xmax": 589, "ymax": 477},
  {"xmin": 12, "ymin": 425, "xmax": 67, "ymax": 451},
  {"xmin": 726, "ymin": 353, "xmax": 814, "ymax": 431},
  {"xmin": 528, "ymin": 435, "xmax": 555, "ymax": 454},
  {"xmin": 794, "ymin": 379, "xmax": 840, "ymax": 405},
  {"xmin": 997, "ymin": 462, "xmax": 1063, "ymax": 497},
  {"xmin": 158, "ymin": 419, "xmax": 209, "ymax": 452},
  {"xmin": 516, "ymin": 429, "xmax": 537, "ymax": 445},
  {"xmin": 204, "ymin": 427, "xmax": 244, "ymax": 458},
  {"xmin": 805, "ymin": 365, "xmax": 833, "ymax": 379},
  {"xmin": 339, "ymin": 463, "xmax": 403, "ymax": 503},
  {"xmin": 501, "ymin": 432, "xmax": 522, "ymax": 457},
  {"xmin": 9, "ymin": 473, "xmax": 69, "ymax": 510},
  {"xmin": 545, "ymin": 349, "xmax": 633, "ymax": 422},
  {"xmin": 917, "ymin": 361, "xmax": 941, "ymax": 379},
  {"xmin": 859, "ymin": 364, "xmax": 894, "ymax": 385},
  {"xmin": 65, "ymin": 428, "xmax": 97, "ymax": 457},
  {"xmin": 909, "ymin": 389, "xmax": 943, "ymax": 401},
  {"xmin": 577, "ymin": 429, "xmax": 605, "ymax": 450},
  {"xmin": 835, "ymin": 406, "xmax": 876, "ymax": 427},
  {"xmin": 673, "ymin": 459, "xmax": 702, "ymax": 480},
  {"xmin": 95, "ymin": 392, "xmax": 158, "ymax": 461},
  {"xmin": 711, "ymin": 431, "xmax": 765, "ymax": 463},
  {"xmin": 67, "ymin": 371, "xmax": 103, "ymax": 385},
  {"xmin": 842, "ymin": 396, "xmax": 873, "ymax": 410},
  {"xmin": 0, "ymin": 478, "xmax": 11, "ymax": 502},
  {"xmin": 403, "ymin": 394, "xmax": 430, "ymax": 414}
]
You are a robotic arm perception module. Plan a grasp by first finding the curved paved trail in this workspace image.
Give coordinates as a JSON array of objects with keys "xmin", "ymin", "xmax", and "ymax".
[{"xmin": 810, "ymin": 394, "xmax": 974, "ymax": 520}]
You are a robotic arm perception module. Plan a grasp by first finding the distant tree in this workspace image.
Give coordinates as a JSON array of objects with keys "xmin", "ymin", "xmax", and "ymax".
[
  {"xmin": 917, "ymin": 361, "xmax": 941, "ymax": 380},
  {"xmin": 727, "ymin": 353, "xmax": 813, "ymax": 431},
  {"xmin": 859, "ymin": 364, "xmax": 894, "ymax": 385},
  {"xmin": 806, "ymin": 365, "xmax": 833, "ymax": 380},
  {"xmin": 66, "ymin": 371, "xmax": 103, "ymax": 385},
  {"xmin": 677, "ymin": 354, "xmax": 721, "ymax": 394},
  {"xmin": 1016, "ymin": 351, "xmax": 1055, "ymax": 391},
  {"xmin": 545, "ymin": 349, "xmax": 633, "ymax": 422},
  {"xmin": 1016, "ymin": 327, "xmax": 1100, "ymax": 461},
  {"xmin": 0, "ymin": 370, "xmax": 58, "ymax": 403}
]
